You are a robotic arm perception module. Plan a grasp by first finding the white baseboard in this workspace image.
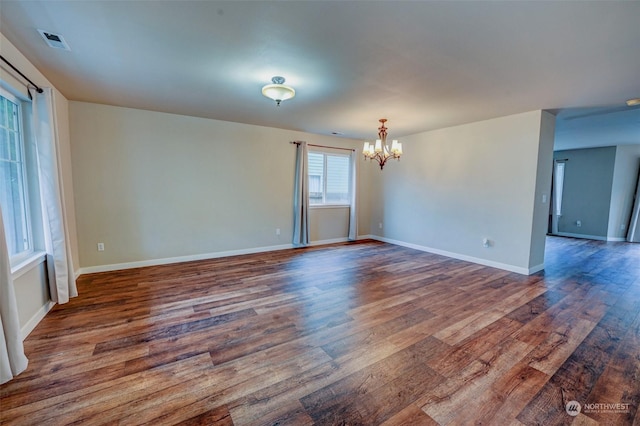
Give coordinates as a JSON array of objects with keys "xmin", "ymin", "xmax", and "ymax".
[
  {"xmin": 77, "ymin": 234, "xmax": 547, "ymax": 278},
  {"xmin": 607, "ymin": 237, "xmax": 627, "ymax": 242},
  {"xmin": 555, "ymin": 232, "xmax": 609, "ymax": 241},
  {"xmin": 21, "ymin": 300, "xmax": 55, "ymax": 340},
  {"xmin": 78, "ymin": 237, "xmax": 378, "ymax": 276},
  {"xmin": 528, "ymin": 263, "xmax": 545, "ymax": 274},
  {"xmin": 367, "ymin": 235, "xmax": 539, "ymax": 275},
  {"xmin": 78, "ymin": 243, "xmax": 295, "ymax": 275}
]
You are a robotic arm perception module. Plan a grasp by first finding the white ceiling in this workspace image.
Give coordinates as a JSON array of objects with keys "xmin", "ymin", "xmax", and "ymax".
[{"xmin": 1, "ymin": 1, "xmax": 639, "ymax": 144}]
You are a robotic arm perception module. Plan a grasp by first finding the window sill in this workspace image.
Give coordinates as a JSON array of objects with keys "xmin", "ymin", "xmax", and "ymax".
[
  {"xmin": 11, "ymin": 251, "xmax": 47, "ymax": 280},
  {"xmin": 310, "ymin": 205, "xmax": 351, "ymax": 209}
]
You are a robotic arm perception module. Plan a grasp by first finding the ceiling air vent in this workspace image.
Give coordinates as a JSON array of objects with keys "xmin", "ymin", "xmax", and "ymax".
[{"xmin": 37, "ymin": 29, "xmax": 71, "ymax": 50}]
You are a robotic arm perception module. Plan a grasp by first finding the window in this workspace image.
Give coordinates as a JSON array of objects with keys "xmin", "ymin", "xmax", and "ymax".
[
  {"xmin": 308, "ymin": 151, "xmax": 351, "ymax": 205},
  {"xmin": 0, "ymin": 89, "xmax": 32, "ymax": 261},
  {"xmin": 553, "ymin": 161, "xmax": 565, "ymax": 217}
]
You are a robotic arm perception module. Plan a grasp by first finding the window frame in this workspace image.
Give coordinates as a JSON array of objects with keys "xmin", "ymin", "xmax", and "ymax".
[
  {"xmin": 1, "ymin": 86, "xmax": 34, "ymax": 265},
  {"xmin": 307, "ymin": 150, "xmax": 352, "ymax": 207}
]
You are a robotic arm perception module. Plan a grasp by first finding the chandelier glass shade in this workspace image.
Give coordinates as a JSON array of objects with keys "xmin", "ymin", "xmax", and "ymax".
[
  {"xmin": 262, "ymin": 76, "xmax": 295, "ymax": 106},
  {"xmin": 363, "ymin": 119, "xmax": 402, "ymax": 170}
]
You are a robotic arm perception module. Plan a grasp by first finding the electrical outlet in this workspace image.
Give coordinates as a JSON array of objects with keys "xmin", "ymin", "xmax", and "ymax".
[
  {"xmin": 576, "ymin": 220, "xmax": 582, "ymax": 227},
  {"xmin": 482, "ymin": 238, "xmax": 490, "ymax": 248},
  {"xmin": 379, "ymin": 222, "xmax": 383, "ymax": 229},
  {"xmin": 97, "ymin": 242, "xmax": 105, "ymax": 251},
  {"xmin": 276, "ymin": 228, "xmax": 281, "ymax": 236}
]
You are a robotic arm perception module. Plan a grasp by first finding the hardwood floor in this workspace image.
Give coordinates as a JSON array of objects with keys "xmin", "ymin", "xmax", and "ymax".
[{"xmin": 1, "ymin": 237, "xmax": 639, "ymax": 425}]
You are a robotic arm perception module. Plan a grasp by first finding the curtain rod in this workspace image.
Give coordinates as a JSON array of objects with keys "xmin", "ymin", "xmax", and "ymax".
[
  {"xmin": 290, "ymin": 141, "xmax": 355, "ymax": 152},
  {"xmin": 0, "ymin": 54, "xmax": 44, "ymax": 95}
]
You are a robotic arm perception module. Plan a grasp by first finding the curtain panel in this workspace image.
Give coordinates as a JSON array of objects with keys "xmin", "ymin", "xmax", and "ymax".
[
  {"xmin": 348, "ymin": 151, "xmax": 357, "ymax": 241},
  {"xmin": 31, "ymin": 88, "xmax": 77, "ymax": 303},
  {"xmin": 0, "ymin": 205, "xmax": 29, "ymax": 384},
  {"xmin": 292, "ymin": 141, "xmax": 309, "ymax": 247}
]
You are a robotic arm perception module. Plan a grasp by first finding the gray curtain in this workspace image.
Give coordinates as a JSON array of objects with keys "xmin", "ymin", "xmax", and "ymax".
[
  {"xmin": 292, "ymin": 141, "xmax": 309, "ymax": 247},
  {"xmin": 348, "ymin": 150, "xmax": 357, "ymax": 241},
  {"xmin": 0, "ymin": 205, "xmax": 29, "ymax": 384}
]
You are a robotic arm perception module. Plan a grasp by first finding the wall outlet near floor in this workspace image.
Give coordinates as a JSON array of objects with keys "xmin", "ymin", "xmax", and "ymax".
[
  {"xmin": 378, "ymin": 222, "xmax": 383, "ymax": 229},
  {"xmin": 276, "ymin": 228, "xmax": 281, "ymax": 236},
  {"xmin": 482, "ymin": 238, "xmax": 491, "ymax": 248},
  {"xmin": 97, "ymin": 242, "xmax": 105, "ymax": 251},
  {"xmin": 576, "ymin": 220, "xmax": 582, "ymax": 227}
]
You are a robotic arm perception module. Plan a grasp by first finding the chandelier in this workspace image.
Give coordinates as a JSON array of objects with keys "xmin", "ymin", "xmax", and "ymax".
[
  {"xmin": 262, "ymin": 76, "xmax": 295, "ymax": 106},
  {"xmin": 362, "ymin": 119, "xmax": 402, "ymax": 170}
]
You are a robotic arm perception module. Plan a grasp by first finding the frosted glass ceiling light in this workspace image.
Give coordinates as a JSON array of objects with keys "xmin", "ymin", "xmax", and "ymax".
[
  {"xmin": 626, "ymin": 98, "xmax": 640, "ymax": 107},
  {"xmin": 262, "ymin": 76, "xmax": 295, "ymax": 106}
]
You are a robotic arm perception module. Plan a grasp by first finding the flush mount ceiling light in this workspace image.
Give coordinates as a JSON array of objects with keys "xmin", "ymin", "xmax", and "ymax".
[
  {"xmin": 626, "ymin": 98, "xmax": 640, "ymax": 107},
  {"xmin": 262, "ymin": 76, "xmax": 295, "ymax": 106},
  {"xmin": 363, "ymin": 119, "xmax": 403, "ymax": 170}
]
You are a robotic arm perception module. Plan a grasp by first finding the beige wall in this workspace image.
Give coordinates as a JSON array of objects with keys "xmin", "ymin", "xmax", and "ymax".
[
  {"xmin": 1, "ymin": 32, "xmax": 78, "ymax": 331},
  {"xmin": 368, "ymin": 110, "xmax": 553, "ymax": 274},
  {"xmin": 309, "ymin": 207, "xmax": 350, "ymax": 242},
  {"xmin": 69, "ymin": 102, "xmax": 367, "ymax": 270},
  {"xmin": 13, "ymin": 262, "xmax": 50, "ymax": 332}
]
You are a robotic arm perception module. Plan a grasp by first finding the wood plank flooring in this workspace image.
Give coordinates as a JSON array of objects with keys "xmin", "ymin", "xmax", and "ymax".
[{"xmin": 1, "ymin": 236, "xmax": 639, "ymax": 425}]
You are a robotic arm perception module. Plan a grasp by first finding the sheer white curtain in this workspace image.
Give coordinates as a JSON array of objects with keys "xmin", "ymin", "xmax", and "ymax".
[
  {"xmin": 348, "ymin": 150, "xmax": 357, "ymax": 241},
  {"xmin": 292, "ymin": 141, "xmax": 309, "ymax": 247},
  {"xmin": 31, "ymin": 88, "xmax": 77, "ymax": 303},
  {"xmin": 0, "ymin": 205, "xmax": 29, "ymax": 384}
]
